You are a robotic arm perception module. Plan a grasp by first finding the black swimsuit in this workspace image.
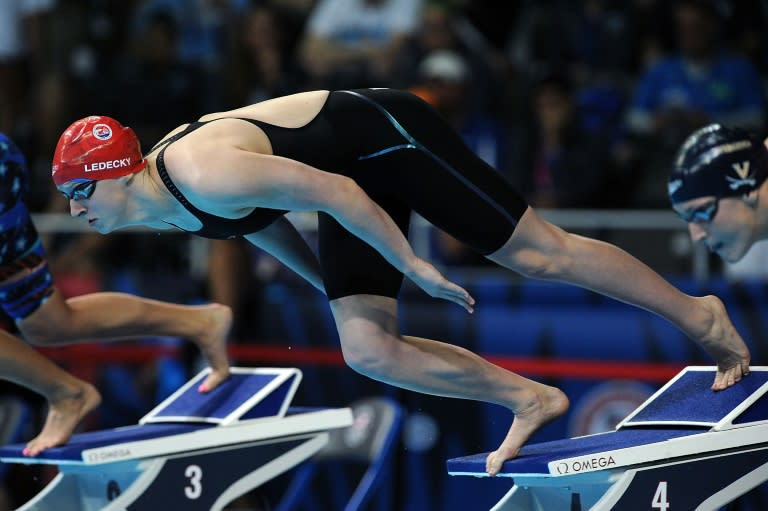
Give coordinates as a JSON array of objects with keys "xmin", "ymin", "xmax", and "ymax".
[{"xmin": 154, "ymin": 88, "xmax": 528, "ymax": 299}]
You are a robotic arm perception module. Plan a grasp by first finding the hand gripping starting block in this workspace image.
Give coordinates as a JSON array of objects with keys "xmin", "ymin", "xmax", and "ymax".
[
  {"xmin": 0, "ymin": 367, "xmax": 353, "ymax": 511},
  {"xmin": 448, "ymin": 366, "xmax": 768, "ymax": 511}
]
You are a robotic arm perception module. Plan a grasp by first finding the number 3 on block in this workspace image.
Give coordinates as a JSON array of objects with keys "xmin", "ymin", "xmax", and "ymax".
[
  {"xmin": 184, "ymin": 464, "xmax": 203, "ymax": 499},
  {"xmin": 652, "ymin": 481, "xmax": 670, "ymax": 511}
]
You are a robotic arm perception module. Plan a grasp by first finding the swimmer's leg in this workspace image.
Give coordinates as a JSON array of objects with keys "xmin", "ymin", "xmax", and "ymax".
[
  {"xmin": 19, "ymin": 290, "xmax": 233, "ymax": 392},
  {"xmin": 486, "ymin": 207, "xmax": 750, "ymax": 391},
  {"xmin": 330, "ymin": 293, "xmax": 569, "ymax": 476},
  {"xmin": 0, "ymin": 328, "xmax": 100, "ymax": 455}
]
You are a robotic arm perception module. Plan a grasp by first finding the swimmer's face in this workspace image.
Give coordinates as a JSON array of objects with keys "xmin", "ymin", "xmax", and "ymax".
[
  {"xmin": 59, "ymin": 178, "xmax": 126, "ymax": 234},
  {"xmin": 673, "ymin": 195, "xmax": 758, "ymax": 262}
]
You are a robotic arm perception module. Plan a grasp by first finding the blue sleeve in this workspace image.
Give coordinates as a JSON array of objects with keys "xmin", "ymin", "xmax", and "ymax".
[
  {"xmin": 731, "ymin": 58, "xmax": 766, "ymax": 110},
  {"xmin": 629, "ymin": 61, "xmax": 671, "ymax": 113}
]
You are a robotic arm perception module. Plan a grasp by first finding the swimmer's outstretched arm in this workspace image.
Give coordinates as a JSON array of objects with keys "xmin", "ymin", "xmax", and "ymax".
[
  {"xmin": 245, "ymin": 216, "xmax": 325, "ymax": 293},
  {"xmin": 188, "ymin": 149, "xmax": 475, "ymax": 312}
]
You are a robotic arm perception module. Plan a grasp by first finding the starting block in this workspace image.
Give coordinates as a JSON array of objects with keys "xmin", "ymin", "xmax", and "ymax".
[
  {"xmin": 448, "ymin": 366, "xmax": 768, "ymax": 511},
  {"xmin": 0, "ymin": 367, "xmax": 353, "ymax": 511}
]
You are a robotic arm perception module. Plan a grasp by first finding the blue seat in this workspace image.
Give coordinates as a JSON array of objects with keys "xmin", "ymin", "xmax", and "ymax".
[{"xmin": 549, "ymin": 308, "xmax": 647, "ymax": 361}]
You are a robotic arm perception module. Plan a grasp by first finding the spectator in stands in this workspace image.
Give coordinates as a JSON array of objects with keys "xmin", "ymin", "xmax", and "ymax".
[
  {"xmin": 130, "ymin": 0, "xmax": 250, "ymax": 110},
  {"xmin": 394, "ymin": 0, "xmax": 503, "ymax": 113},
  {"xmin": 503, "ymin": 1, "xmax": 636, "ymax": 170},
  {"xmin": 508, "ymin": 71, "xmax": 620, "ymax": 209},
  {"xmin": 627, "ymin": 0, "xmax": 765, "ymax": 137},
  {"xmin": 108, "ymin": 9, "xmax": 206, "ymax": 147},
  {"xmin": 0, "ymin": 0, "xmax": 56, "ymax": 136},
  {"xmin": 297, "ymin": 0, "xmax": 424, "ymax": 89},
  {"xmin": 0, "ymin": 0, "xmax": 68, "ymax": 216},
  {"xmin": 223, "ymin": 2, "xmax": 306, "ymax": 107},
  {"xmin": 625, "ymin": 0, "xmax": 766, "ymax": 207},
  {"xmin": 505, "ymin": 0, "xmax": 636, "ymax": 89},
  {"xmin": 412, "ymin": 50, "xmax": 507, "ymax": 176}
]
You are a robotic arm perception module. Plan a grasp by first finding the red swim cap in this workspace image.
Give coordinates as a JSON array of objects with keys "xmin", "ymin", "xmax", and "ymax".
[{"xmin": 52, "ymin": 116, "xmax": 146, "ymax": 186}]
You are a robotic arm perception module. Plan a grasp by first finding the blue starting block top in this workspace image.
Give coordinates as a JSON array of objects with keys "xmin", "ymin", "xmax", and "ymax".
[
  {"xmin": 141, "ymin": 367, "xmax": 302, "ymax": 425},
  {"xmin": 618, "ymin": 366, "xmax": 768, "ymax": 429},
  {"xmin": 448, "ymin": 366, "xmax": 768, "ymax": 478}
]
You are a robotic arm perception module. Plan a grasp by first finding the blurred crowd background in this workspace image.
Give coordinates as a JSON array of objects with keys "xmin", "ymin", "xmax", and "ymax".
[
  {"xmin": 5, "ymin": 0, "xmax": 768, "ymax": 215},
  {"xmin": 3, "ymin": 0, "xmax": 768, "ymax": 509}
]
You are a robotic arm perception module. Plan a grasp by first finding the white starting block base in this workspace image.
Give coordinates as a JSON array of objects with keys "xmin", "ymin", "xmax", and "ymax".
[
  {"xmin": 1, "ymin": 367, "xmax": 353, "ymax": 511},
  {"xmin": 448, "ymin": 366, "xmax": 768, "ymax": 511}
]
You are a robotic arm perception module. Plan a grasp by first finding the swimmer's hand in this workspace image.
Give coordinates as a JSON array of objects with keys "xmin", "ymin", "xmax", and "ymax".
[
  {"xmin": 688, "ymin": 296, "xmax": 751, "ymax": 391},
  {"xmin": 406, "ymin": 258, "xmax": 475, "ymax": 313}
]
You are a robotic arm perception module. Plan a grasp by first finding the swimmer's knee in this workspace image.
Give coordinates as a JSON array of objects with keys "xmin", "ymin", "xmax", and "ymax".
[
  {"xmin": 20, "ymin": 311, "xmax": 69, "ymax": 346},
  {"xmin": 339, "ymin": 331, "xmax": 401, "ymax": 378},
  {"xmin": 514, "ymin": 251, "xmax": 570, "ymax": 280},
  {"xmin": 18, "ymin": 292, "xmax": 75, "ymax": 346},
  {"xmin": 490, "ymin": 223, "xmax": 574, "ymax": 280},
  {"xmin": 20, "ymin": 321, "xmax": 59, "ymax": 346}
]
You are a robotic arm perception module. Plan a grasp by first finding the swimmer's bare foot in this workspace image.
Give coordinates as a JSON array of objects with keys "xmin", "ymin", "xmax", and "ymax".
[
  {"xmin": 193, "ymin": 304, "xmax": 233, "ymax": 393},
  {"xmin": 691, "ymin": 295, "xmax": 751, "ymax": 391},
  {"xmin": 486, "ymin": 385, "xmax": 569, "ymax": 476},
  {"xmin": 24, "ymin": 381, "xmax": 101, "ymax": 456}
]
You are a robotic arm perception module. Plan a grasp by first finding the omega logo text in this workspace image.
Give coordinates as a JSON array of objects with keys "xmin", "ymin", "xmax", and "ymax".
[{"xmin": 555, "ymin": 455, "xmax": 616, "ymax": 474}]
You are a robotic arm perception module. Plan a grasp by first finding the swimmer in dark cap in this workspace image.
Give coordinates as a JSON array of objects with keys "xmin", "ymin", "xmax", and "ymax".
[
  {"xmin": 55, "ymin": 88, "xmax": 751, "ymax": 475},
  {"xmin": 670, "ymin": 123, "xmax": 768, "ymax": 263}
]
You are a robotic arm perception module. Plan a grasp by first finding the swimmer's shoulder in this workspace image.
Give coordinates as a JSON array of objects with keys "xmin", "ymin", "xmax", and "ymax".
[{"xmin": 198, "ymin": 91, "xmax": 331, "ymax": 127}]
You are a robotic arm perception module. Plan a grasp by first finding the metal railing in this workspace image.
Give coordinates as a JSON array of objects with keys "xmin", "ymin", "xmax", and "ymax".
[{"xmin": 33, "ymin": 209, "xmax": 707, "ymax": 280}]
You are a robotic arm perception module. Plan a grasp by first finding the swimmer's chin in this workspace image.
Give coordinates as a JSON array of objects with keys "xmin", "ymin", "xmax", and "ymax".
[
  {"xmin": 717, "ymin": 246, "xmax": 748, "ymax": 264},
  {"xmin": 89, "ymin": 220, "xmax": 119, "ymax": 235}
]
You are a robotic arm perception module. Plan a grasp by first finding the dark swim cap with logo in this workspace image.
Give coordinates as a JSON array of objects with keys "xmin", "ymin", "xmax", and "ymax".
[{"xmin": 668, "ymin": 123, "xmax": 768, "ymax": 204}]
